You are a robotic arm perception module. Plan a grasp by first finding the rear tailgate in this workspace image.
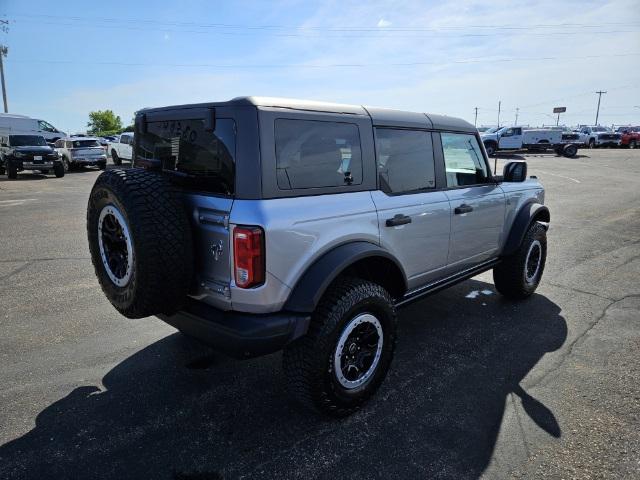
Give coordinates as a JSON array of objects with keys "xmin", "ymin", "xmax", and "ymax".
[{"xmin": 184, "ymin": 194, "xmax": 233, "ymax": 307}]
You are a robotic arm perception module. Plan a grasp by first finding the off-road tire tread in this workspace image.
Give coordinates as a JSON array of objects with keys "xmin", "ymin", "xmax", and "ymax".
[
  {"xmin": 283, "ymin": 277, "xmax": 397, "ymax": 417},
  {"xmin": 87, "ymin": 168, "xmax": 193, "ymax": 318},
  {"xmin": 493, "ymin": 222, "xmax": 546, "ymax": 299}
]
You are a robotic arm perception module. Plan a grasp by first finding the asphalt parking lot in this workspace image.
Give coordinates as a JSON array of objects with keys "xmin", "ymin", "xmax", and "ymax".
[{"xmin": 1, "ymin": 150, "xmax": 639, "ymax": 479}]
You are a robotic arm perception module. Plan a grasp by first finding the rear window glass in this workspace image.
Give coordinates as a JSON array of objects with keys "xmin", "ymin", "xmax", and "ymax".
[
  {"xmin": 136, "ymin": 118, "xmax": 235, "ymax": 195},
  {"xmin": 72, "ymin": 140, "xmax": 101, "ymax": 148},
  {"xmin": 274, "ymin": 119, "xmax": 362, "ymax": 190}
]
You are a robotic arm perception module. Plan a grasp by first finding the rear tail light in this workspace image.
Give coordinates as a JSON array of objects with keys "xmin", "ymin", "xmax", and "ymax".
[{"xmin": 233, "ymin": 226, "xmax": 265, "ymax": 288}]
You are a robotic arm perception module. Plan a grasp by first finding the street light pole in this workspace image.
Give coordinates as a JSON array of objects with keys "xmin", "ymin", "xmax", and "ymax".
[
  {"xmin": 595, "ymin": 90, "xmax": 606, "ymax": 125},
  {"xmin": 474, "ymin": 107, "xmax": 478, "ymax": 127},
  {"xmin": 0, "ymin": 45, "xmax": 8, "ymax": 113},
  {"xmin": 514, "ymin": 107, "xmax": 519, "ymax": 126}
]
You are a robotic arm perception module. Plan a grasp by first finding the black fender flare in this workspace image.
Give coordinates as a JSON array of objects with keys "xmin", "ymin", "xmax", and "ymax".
[
  {"xmin": 502, "ymin": 201, "xmax": 550, "ymax": 256},
  {"xmin": 284, "ymin": 241, "xmax": 408, "ymax": 313}
]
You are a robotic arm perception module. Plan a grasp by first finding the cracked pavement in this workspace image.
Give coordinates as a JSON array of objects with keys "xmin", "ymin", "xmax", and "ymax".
[{"xmin": 1, "ymin": 150, "xmax": 639, "ymax": 479}]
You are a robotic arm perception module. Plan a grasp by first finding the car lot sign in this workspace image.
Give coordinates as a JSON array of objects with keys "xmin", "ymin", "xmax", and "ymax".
[{"xmin": 553, "ymin": 107, "xmax": 567, "ymax": 113}]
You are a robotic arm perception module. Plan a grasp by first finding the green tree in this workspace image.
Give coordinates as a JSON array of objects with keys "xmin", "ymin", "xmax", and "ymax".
[{"xmin": 87, "ymin": 110, "xmax": 123, "ymax": 135}]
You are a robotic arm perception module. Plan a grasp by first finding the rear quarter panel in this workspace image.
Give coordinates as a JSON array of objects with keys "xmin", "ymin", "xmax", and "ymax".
[{"xmin": 229, "ymin": 192, "xmax": 379, "ymax": 313}]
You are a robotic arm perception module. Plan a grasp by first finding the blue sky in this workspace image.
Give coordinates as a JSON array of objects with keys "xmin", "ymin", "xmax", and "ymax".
[{"xmin": 1, "ymin": 0, "xmax": 639, "ymax": 133}]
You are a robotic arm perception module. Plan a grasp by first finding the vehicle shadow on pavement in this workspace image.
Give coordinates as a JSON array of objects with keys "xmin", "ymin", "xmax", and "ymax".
[
  {"xmin": 0, "ymin": 279, "xmax": 567, "ymax": 480},
  {"xmin": 0, "ymin": 173, "xmax": 49, "ymax": 182}
]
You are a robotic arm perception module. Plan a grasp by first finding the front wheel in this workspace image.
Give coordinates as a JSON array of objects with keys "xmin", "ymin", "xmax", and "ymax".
[
  {"xmin": 7, "ymin": 163, "xmax": 17, "ymax": 179},
  {"xmin": 283, "ymin": 278, "xmax": 397, "ymax": 417},
  {"xmin": 588, "ymin": 138, "xmax": 596, "ymax": 149},
  {"xmin": 111, "ymin": 150, "xmax": 121, "ymax": 166},
  {"xmin": 53, "ymin": 162, "xmax": 65, "ymax": 178},
  {"xmin": 630, "ymin": 140, "xmax": 637, "ymax": 149},
  {"xmin": 484, "ymin": 142, "xmax": 497, "ymax": 156},
  {"xmin": 493, "ymin": 222, "xmax": 547, "ymax": 299}
]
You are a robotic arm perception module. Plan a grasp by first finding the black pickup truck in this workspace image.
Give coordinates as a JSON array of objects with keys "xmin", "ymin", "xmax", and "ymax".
[{"xmin": 0, "ymin": 134, "xmax": 65, "ymax": 179}]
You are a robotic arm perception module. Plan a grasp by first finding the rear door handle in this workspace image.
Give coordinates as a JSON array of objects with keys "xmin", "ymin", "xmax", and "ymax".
[
  {"xmin": 454, "ymin": 204, "xmax": 474, "ymax": 214},
  {"xmin": 385, "ymin": 214, "xmax": 412, "ymax": 227}
]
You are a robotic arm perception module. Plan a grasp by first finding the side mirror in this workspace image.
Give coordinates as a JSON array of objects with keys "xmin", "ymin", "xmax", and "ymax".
[{"xmin": 503, "ymin": 161, "xmax": 528, "ymax": 182}]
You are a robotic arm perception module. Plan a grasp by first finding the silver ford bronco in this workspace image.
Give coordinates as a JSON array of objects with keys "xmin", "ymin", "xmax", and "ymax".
[{"xmin": 87, "ymin": 97, "xmax": 549, "ymax": 416}]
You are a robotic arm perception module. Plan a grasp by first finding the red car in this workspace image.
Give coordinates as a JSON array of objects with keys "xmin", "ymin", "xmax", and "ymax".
[{"xmin": 618, "ymin": 126, "xmax": 640, "ymax": 149}]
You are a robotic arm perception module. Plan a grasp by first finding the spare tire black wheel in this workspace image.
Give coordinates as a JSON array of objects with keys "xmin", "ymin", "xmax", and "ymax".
[{"xmin": 87, "ymin": 168, "xmax": 194, "ymax": 318}]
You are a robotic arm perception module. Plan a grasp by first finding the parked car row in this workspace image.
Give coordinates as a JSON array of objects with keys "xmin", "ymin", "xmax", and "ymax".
[{"xmin": 478, "ymin": 124, "xmax": 639, "ymax": 156}]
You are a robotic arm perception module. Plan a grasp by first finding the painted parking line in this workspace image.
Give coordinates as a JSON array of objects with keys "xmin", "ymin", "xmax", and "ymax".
[
  {"xmin": 0, "ymin": 198, "xmax": 37, "ymax": 207},
  {"xmin": 537, "ymin": 170, "xmax": 581, "ymax": 184}
]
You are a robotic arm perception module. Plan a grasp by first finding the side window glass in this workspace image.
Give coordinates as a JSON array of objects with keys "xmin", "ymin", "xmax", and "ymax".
[
  {"xmin": 503, "ymin": 128, "xmax": 514, "ymax": 137},
  {"xmin": 274, "ymin": 119, "xmax": 362, "ymax": 190},
  {"xmin": 38, "ymin": 120, "xmax": 54, "ymax": 132},
  {"xmin": 441, "ymin": 133, "xmax": 489, "ymax": 187},
  {"xmin": 375, "ymin": 128, "xmax": 435, "ymax": 194}
]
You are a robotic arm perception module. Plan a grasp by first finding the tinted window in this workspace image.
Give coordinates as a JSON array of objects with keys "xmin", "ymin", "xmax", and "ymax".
[
  {"xmin": 275, "ymin": 119, "xmax": 362, "ymax": 190},
  {"xmin": 72, "ymin": 140, "xmax": 101, "ymax": 148},
  {"xmin": 37, "ymin": 120, "xmax": 55, "ymax": 132},
  {"xmin": 441, "ymin": 133, "xmax": 489, "ymax": 187},
  {"xmin": 137, "ymin": 118, "xmax": 235, "ymax": 195},
  {"xmin": 9, "ymin": 135, "xmax": 47, "ymax": 146},
  {"xmin": 375, "ymin": 128, "xmax": 435, "ymax": 194}
]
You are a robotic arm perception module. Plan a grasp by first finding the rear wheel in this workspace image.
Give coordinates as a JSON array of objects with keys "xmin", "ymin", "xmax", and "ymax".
[
  {"xmin": 283, "ymin": 277, "xmax": 397, "ymax": 417},
  {"xmin": 630, "ymin": 140, "xmax": 637, "ymax": 149},
  {"xmin": 493, "ymin": 222, "xmax": 547, "ymax": 299},
  {"xmin": 562, "ymin": 144, "xmax": 578, "ymax": 158},
  {"xmin": 87, "ymin": 168, "xmax": 194, "ymax": 318},
  {"xmin": 588, "ymin": 138, "xmax": 596, "ymax": 149}
]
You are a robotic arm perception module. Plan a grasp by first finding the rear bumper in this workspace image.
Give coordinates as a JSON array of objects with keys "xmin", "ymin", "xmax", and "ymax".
[
  {"xmin": 157, "ymin": 299, "xmax": 311, "ymax": 358},
  {"xmin": 72, "ymin": 157, "xmax": 107, "ymax": 165}
]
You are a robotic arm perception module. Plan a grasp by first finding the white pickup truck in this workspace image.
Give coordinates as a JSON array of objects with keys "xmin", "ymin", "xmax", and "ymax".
[
  {"xmin": 108, "ymin": 132, "xmax": 134, "ymax": 165},
  {"xmin": 480, "ymin": 126, "xmax": 577, "ymax": 157}
]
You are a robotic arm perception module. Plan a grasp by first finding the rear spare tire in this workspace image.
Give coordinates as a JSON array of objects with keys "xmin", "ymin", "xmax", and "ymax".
[{"xmin": 87, "ymin": 168, "xmax": 193, "ymax": 318}]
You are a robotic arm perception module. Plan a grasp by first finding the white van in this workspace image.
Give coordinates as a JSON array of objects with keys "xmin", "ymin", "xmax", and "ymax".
[{"xmin": 0, "ymin": 113, "xmax": 67, "ymax": 143}]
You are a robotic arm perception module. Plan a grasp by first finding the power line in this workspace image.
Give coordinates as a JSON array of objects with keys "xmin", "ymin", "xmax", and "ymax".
[
  {"xmin": 7, "ymin": 13, "xmax": 640, "ymax": 32},
  {"xmin": 7, "ymin": 52, "xmax": 640, "ymax": 70},
  {"xmin": 11, "ymin": 19, "xmax": 640, "ymax": 39}
]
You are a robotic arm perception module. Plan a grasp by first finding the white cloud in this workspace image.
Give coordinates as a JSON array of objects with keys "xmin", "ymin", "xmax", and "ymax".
[{"xmin": 377, "ymin": 18, "xmax": 392, "ymax": 28}]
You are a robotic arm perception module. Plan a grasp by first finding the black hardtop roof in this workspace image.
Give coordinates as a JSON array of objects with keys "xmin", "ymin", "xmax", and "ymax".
[{"xmin": 138, "ymin": 96, "xmax": 476, "ymax": 132}]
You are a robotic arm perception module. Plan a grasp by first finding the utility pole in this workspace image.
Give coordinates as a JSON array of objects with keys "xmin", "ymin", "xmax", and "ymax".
[
  {"xmin": 474, "ymin": 107, "xmax": 478, "ymax": 127},
  {"xmin": 0, "ymin": 45, "xmax": 7, "ymax": 113},
  {"xmin": 497, "ymin": 100, "xmax": 501, "ymax": 127},
  {"xmin": 595, "ymin": 90, "xmax": 606, "ymax": 125},
  {"xmin": 514, "ymin": 107, "xmax": 519, "ymax": 126}
]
